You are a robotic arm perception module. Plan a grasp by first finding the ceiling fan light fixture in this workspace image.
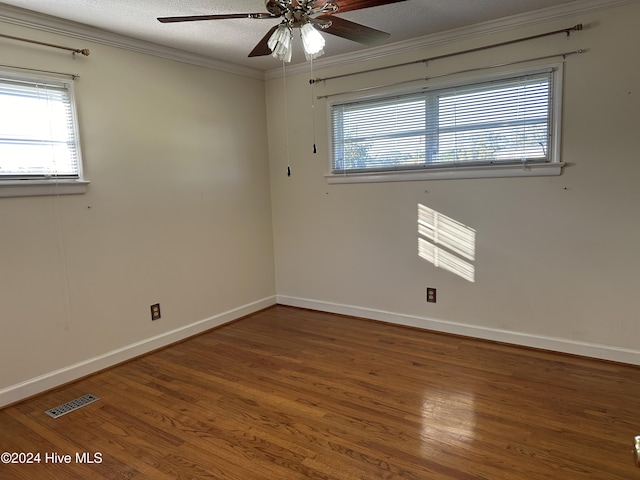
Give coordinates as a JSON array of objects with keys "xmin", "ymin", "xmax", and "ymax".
[
  {"xmin": 300, "ymin": 22, "xmax": 325, "ymax": 61},
  {"xmin": 267, "ymin": 23, "xmax": 293, "ymax": 62},
  {"xmin": 158, "ymin": 0, "xmax": 405, "ymax": 62}
]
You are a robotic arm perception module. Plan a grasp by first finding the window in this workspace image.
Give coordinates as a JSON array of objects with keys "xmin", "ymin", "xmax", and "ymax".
[
  {"xmin": 328, "ymin": 66, "xmax": 563, "ymax": 183},
  {"xmin": 0, "ymin": 71, "xmax": 88, "ymax": 197}
]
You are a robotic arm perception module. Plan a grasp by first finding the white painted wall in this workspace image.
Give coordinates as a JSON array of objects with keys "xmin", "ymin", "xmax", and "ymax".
[
  {"xmin": 0, "ymin": 22, "xmax": 276, "ymax": 405},
  {"xmin": 268, "ymin": 2, "xmax": 640, "ymax": 363}
]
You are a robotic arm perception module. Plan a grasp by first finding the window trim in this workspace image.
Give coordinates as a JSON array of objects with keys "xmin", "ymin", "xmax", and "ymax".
[
  {"xmin": 326, "ymin": 63, "xmax": 564, "ymax": 184},
  {"xmin": 0, "ymin": 179, "xmax": 90, "ymax": 198},
  {"xmin": 0, "ymin": 70, "xmax": 88, "ymax": 198}
]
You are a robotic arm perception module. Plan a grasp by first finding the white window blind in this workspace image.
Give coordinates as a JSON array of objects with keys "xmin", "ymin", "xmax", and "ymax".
[
  {"xmin": 330, "ymin": 71, "xmax": 554, "ymax": 175},
  {"xmin": 0, "ymin": 75, "xmax": 81, "ymax": 179}
]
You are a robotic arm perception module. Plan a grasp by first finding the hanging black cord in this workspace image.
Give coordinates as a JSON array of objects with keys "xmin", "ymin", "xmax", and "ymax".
[
  {"xmin": 310, "ymin": 58, "xmax": 317, "ymax": 154},
  {"xmin": 282, "ymin": 60, "xmax": 292, "ymax": 177}
]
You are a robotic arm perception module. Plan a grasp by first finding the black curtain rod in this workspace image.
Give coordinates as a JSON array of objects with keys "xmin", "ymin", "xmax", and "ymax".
[
  {"xmin": 0, "ymin": 64, "xmax": 79, "ymax": 79},
  {"xmin": 310, "ymin": 24, "xmax": 583, "ymax": 85},
  {"xmin": 0, "ymin": 32, "xmax": 90, "ymax": 56},
  {"xmin": 316, "ymin": 49, "xmax": 584, "ymax": 100}
]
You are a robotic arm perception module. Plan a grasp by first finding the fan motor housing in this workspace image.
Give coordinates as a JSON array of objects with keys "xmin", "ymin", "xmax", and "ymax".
[{"xmin": 265, "ymin": 0, "xmax": 289, "ymax": 16}]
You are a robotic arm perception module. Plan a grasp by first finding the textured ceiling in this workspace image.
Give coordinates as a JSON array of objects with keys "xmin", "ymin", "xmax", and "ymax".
[{"xmin": 0, "ymin": 0, "xmax": 582, "ymax": 71}]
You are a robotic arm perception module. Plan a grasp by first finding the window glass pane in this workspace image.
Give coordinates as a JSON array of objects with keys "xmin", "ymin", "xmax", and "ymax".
[
  {"xmin": 330, "ymin": 71, "xmax": 553, "ymax": 174},
  {"xmin": 434, "ymin": 76, "xmax": 549, "ymax": 163},
  {"xmin": 332, "ymin": 95, "xmax": 427, "ymax": 172},
  {"xmin": 0, "ymin": 74, "xmax": 80, "ymax": 179}
]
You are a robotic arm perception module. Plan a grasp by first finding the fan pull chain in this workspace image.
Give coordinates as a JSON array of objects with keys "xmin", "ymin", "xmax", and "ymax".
[
  {"xmin": 282, "ymin": 60, "xmax": 291, "ymax": 177},
  {"xmin": 310, "ymin": 58, "xmax": 317, "ymax": 154}
]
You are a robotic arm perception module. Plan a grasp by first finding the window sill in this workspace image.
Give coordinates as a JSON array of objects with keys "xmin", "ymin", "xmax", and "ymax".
[
  {"xmin": 326, "ymin": 162, "xmax": 564, "ymax": 184},
  {"xmin": 0, "ymin": 179, "xmax": 90, "ymax": 198}
]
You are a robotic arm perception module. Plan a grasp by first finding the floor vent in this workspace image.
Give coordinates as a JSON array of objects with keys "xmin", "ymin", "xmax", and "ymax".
[{"xmin": 45, "ymin": 394, "xmax": 100, "ymax": 419}]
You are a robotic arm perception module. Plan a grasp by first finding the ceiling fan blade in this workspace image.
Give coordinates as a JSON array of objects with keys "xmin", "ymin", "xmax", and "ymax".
[
  {"xmin": 316, "ymin": 15, "xmax": 389, "ymax": 45},
  {"xmin": 248, "ymin": 25, "xmax": 279, "ymax": 57},
  {"xmin": 324, "ymin": 0, "xmax": 408, "ymax": 14},
  {"xmin": 158, "ymin": 13, "xmax": 274, "ymax": 23}
]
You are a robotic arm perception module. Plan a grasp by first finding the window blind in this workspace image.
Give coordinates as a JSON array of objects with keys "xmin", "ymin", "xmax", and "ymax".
[
  {"xmin": 330, "ymin": 72, "xmax": 552, "ymax": 174},
  {"xmin": 0, "ymin": 76, "xmax": 80, "ymax": 179}
]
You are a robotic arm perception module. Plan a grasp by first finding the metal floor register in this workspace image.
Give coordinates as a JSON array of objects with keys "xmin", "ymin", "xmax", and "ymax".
[{"xmin": 45, "ymin": 394, "xmax": 100, "ymax": 419}]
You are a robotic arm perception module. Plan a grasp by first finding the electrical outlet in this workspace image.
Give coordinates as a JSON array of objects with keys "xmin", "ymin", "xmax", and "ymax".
[
  {"xmin": 426, "ymin": 288, "xmax": 437, "ymax": 303},
  {"xmin": 150, "ymin": 303, "xmax": 161, "ymax": 321}
]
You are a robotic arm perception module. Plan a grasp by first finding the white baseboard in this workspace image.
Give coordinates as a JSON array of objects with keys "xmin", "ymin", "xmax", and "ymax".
[
  {"xmin": 277, "ymin": 295, "xmax": 640, "ymax": 366},
  {"xmin": 0, "ymin": 296, "xmax": 277, "ymax": 408},
  {"xmin": 4, "ymin": 294, "xmax": 637, "ymax": 408}
]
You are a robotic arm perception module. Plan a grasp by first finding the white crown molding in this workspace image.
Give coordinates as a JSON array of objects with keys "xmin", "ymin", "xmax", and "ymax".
[
  {"xmin": 266, "ymin": 0, "xmax": 635, "ymax": 79},
  {"xmin": 0, "ymin": 3, "xmax": 265, "ymax": 80},
  {"xmin": 0, "ymin": 0, "xmax": 633, "ymax": 82}
]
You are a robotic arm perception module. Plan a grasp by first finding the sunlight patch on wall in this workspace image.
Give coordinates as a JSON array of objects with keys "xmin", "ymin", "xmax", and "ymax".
[{"xmin": 418, "ymin": 204, "xmax": 476, "ymax": 282}]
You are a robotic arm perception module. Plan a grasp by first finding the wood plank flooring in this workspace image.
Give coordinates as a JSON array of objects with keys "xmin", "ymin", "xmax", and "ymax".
[{"xmin": 2, "ymin": 305, "xmax": 640, "ymax": 479}]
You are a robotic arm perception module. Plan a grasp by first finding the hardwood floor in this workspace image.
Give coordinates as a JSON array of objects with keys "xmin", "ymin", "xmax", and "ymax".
[{"xmin": 1, "ymin": 305, "xmax": 639, "ymax": 479}]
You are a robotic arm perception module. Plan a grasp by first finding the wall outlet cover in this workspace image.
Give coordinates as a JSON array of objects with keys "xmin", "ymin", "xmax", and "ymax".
[{"xmin": 426, "ymin": 288, "xmax": 437, "ymax": 303}]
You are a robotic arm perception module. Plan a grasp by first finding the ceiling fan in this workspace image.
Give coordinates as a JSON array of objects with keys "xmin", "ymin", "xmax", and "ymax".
[{"xmin": 158, "ymin": 0, "xmax": 408, "ymax": 62}]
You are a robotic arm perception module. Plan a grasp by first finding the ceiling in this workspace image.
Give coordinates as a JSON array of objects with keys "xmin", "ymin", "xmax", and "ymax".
[{"xmin": 0, "ymin": 0, "xmax": 583, "ymax": 71}]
